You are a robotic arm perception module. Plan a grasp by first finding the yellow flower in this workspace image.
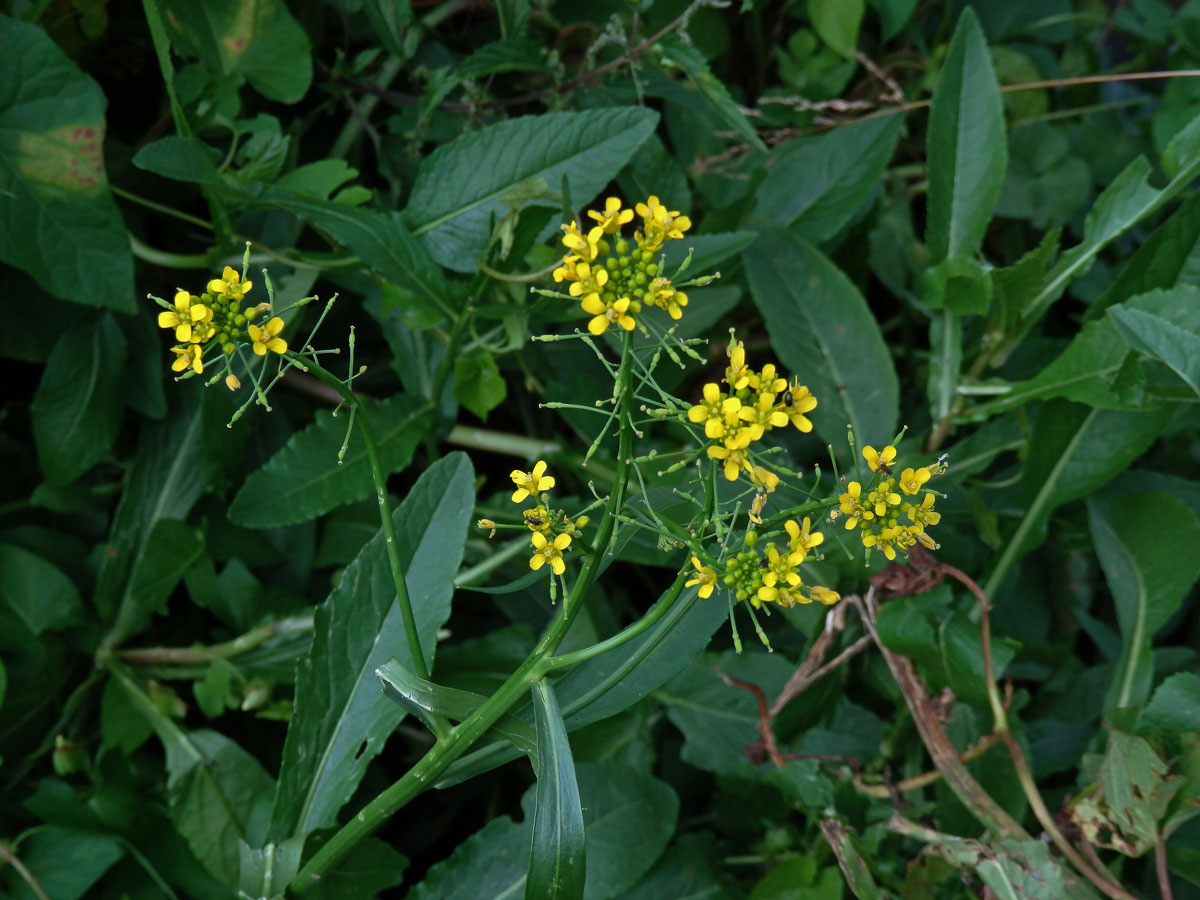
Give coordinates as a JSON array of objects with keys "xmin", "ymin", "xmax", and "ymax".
[
  {"xmin": 248, "ymin": 317, "xmax": 287, "ymax": 356},
  {"xmin": 899, "ymin": 467, "xmax": 931, "ymax": 495},
  {"xmin": 762, "ymin": 545, "xmax": 804, "ymax": 590},
  {"xmin": 207, "ymin": 265, "xmax": 252, "ymax": 300},
  {"xmin": 687, "ymin": 383, "xmax": 741, "ymax": 439},
  {"xmin": 862, "ymin": 527, "xmax": 900, "ymax": 560},
  {"xmin": 685, "ymin": 556, "xmax": 716, "ymax": 598},
  {"xmin": 725, "ymin": 341, "xmax": 753, "ymax": 390},
  {"xmin": 756, "ymin": 364, "xmax": 788, "ymax": 395},
  {"xmin": 635, "ymin": 196, "xmax": 691, "ymax": 251},
  {"xmin": 561, "ymin": 221, "xmax": 603, "ymax": 263},
  {"xmin": 530, "ymin": 531, "xmax": 571, "ymax": 575},
  {"xmin": 581, "ymin": 295, "xmax": 636, "ymax": 335},
  {"xmin": 587, "ymin": 197, "xmax": 634, "ymax": 234},
  {"xmin": 867, "ymin": 479, "xmax": 902, "ymax": 517},
  {"xmin": 553, "ymin": 256, "xmax": 584, "ymax": 284},
  {"xmin": 750, "ymin": 466, "xmax": 779, "ymax": 493},
  {"xmin": 781, "ymin": 381, "xmax": 818, "ymax": 432},
  {"xmin": 523, "ymin": 505, "xmax": 551, "ymax": 533},
  {"xmin": 157, "ymin": 290, "xmax": 212, "ymax": 343},
  {"xmin": 645, "ymin": 277, "xmax": 687, "ymax": 320},
  {"xmin": 838, "ymin": 482, "xmax": 871, "ymax": 530},
  {"xmin": 225, "ymin": 373, "xmax": 241, "ymax": 391},
  {"xmin": 566, "ymin": 261, "xmax": 608, "ymax": 299},
  {"xmin": 707, "ymin": 444, "xmax": 751, "ymax": 482},
  {"xmin": 510, "ymin": 460, "xmax": 555, "ymax": 502},
  {"xmin": 785, "ymin": 517, "xmax": 824, "ymax": 555},
  {"xmin": 862, "ymin": 445, "xmax": 897, "ymax": 473},
  {"xmin": 739, "ymin": 392, "xmax": 789, "ymax": 433},
  {"xmin": 170, "ymin": 344, "xmax": 203, "ymax": 375},
  {"xmin": 905, "ymin": 491, "xmax": 941, "ymax": 529},
  {"xmin": 809, "ymin": 585, "xmax": 840, "ymax": 605}
]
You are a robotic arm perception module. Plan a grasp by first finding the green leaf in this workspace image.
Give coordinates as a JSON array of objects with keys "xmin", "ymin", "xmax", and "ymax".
[
  {"xmin": 306, "ymin": 838, "xmax": 409, "ymax": 900},
  {"xmin": 0, "ymin": 542, "xmax": 84, "ymax": 635},
  {"xmin": 410, "ymin": 765, "xmax": 676, "ymax": 900},
  {"xmin": 1108, "ymin": 285, "xmax": 1200, "ymax": 399},
  {"xmin": 105, "ymin": 518, "xmax": 205, "ymax": 647},
  {"xmin": 162, "ymin": 0, "xmax": 312, "ymax": 103},
  {"xmin": 1006, "ymin": 109, "xmax": 1200, "ymax": 350},
  {"xmin": 362, "ymin": 0, "xmax": 412, "ymax": 57},
  {"xmin": 1071, "ymin": 731, "xmax": 1180, "ymax": 856},
  {"xmin": 657, "ymin": 36, "xmax": 767, "ymax": 154},
  {"xmin": 925, "ymin": 836, "xmax": 1084, "ymax": 900},
  {"xmin": 455, "ymin": 352, "xmax": 508, "ymax": 421},
  {"xmin": 258, "ymin": 188, "xmax": 453, "ymax": 319},
  {"xmin": 624, "ymin": 836, "xmax": 734, "ymax": 900},
  {"xmin": 807, "ymin": 0, "xmax": 865, "ymax": 57},
  {"xmin": 1138, "ymin": 672, "xmax": 1200, "ymax": 734},
  {"xmin": 1088, "ymin": 490, "xmax": 1200, "ymax": 711},
  {"xmin": 229, "ymin": 395, "xmax": 430, "ymax": 529},
  {"xmin": 660, "ymin": 231, "xmax": 757, "ymax": 276},
  {"xmin": 458, "ymin": 38, "xmax": 549, "ymax": 79},
  {"xmin": 31, "ymin": 314, "xmax": 126, "ymax": 487},
  {"xmin": 753, "ymin": 114, "xmax": 902, "ymax": 242},
  {"xmin": 3, "ymin": 828, "xmax": 123, "ymax": 900},
  {"xmin": 940, "ymin": 611, "xmax": 1017, "ymax": 709},
  {"xmin": 920, "ymin": 256, "xmax": 993, "ymax": 315},
  {"xmin": 270, "ymin": 453, "xmax": 474, "ymax": 838},
  {"xmin": 376, "ymin": 659, "xmax": 538, "ymax": 761},
  {"xmin": 745, "ymin": 225, "xmax": 899, "ymax": 450},
  {"xmin": 527, "ymin": 681, "xmax": 586, "ymax": 900},
  {"xmin": 820, "ymin": 820, "xmax": 884, "ymax": 900},
  {"xmin": 0, "ymin": 17, "xmax": 133, "ymax": 312},
  {"xmin": 986, "ymin": 401, "xmax": 1173, "ymax": 598},
  {"xmin": 132, "ymin": 135, "xmax": 220, "ymax": 184},
  {"xmin": 406, "ymin": 108, "xmax": 660, "ymax": 272},
  {"xmin": 925, "ymin": 7, "xmax": 1007, "ymax": 262},
  {"xmin": 1089, "ymin": 193, "xmax": 1200, "ymax": 320}
]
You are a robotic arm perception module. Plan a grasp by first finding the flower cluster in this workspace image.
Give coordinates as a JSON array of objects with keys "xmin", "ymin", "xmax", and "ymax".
[
  {"xmin": 505, "ymin": 461, "xmax": 589, "ymax": 576},
  {"xmin": 687, "ymin": 338, "xmax": 818, "ymax": 490},
  {"xmin": 553, "ymin": 196, "xmax": 692, "ymax": 336},
  {"xmin": 151, "ymin": 264, "xmax": 288, "ymax": 389},
  {"xmin": 686, "ymin": 518, "xmax": 839, "ymax": 608},
  {"xmin": 837, "ymin": 445, "xmax": 943, "ymax": 560}
]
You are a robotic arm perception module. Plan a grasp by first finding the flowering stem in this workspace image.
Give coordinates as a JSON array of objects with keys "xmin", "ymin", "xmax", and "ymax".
[
  {"xmin": 288, "ymin": 353, "xmax": 439, "ymax": 694},
  {"xmin": 289, "ymin": 330, "xmax": 638, "ymax": 893}
]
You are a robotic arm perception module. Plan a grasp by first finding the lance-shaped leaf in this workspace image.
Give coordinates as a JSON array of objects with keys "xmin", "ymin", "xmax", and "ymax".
[
  {"xmin": 269, "ymin": 452, "xmax": 474, "ymax": 839},
  {"xmin": 405, "ymin": 108, "xmax": 659, "ymax": 272},
  {"xmin": 526, "ymin": 680, "xmax": 586, "ymax": 900},
  {"xmin": 1088, "ymin": 490, "xmax": 1200, "ymax": 711},
  {"xmin": 745, "ymin": 225, "xmax": 899, "ymax": 451},
  {"xmin": 229, "ymin": 394, "xmax": 430, "ymax": 528},
  {"xmin": 925, "ymin": 7, "xmax": 1007, "ymax": 263},
  {"xmin": 657, "ymin": 36, "xmax": 766, "ymax": 153},
  {"xmin": 0, "ymin": 17, "xmax": 133, "ymax": 311}
]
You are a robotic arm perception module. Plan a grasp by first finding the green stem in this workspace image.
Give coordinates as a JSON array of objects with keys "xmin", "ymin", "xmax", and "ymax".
[
  {"xmin": 118, "ymin": 615, "xmax": 313, "ymax": 665},
  {"xmin": 289, "ymin": 331, "xmax": 637, "ymax": 894},
  {"xmin": 330, "ymin": 56, "xmax": 404, "ymax": 161},
  {"xmin": 445, "ymin": 425, "xmax": 560, "ymax": 460},
  {"xmin": 112, "ymin": 185, "xmax": 213, "ymax": 230},
  {"xmin": 129, "ymin": 235, "xmax": 210, "ymax": 268},
  {"xmin": 293, "ymin": 355, "xmax": 437, "ymax": 686},
  {"xmin": 429, "ymin": 296, "xmax": 474, "ymax": 407},
  {"xmin": 140, "ymin": 0, "xmax": 192, "ymax": 138},
  {"xmin": 455, "ymin": 538, "xmax": 531, "ymax": 586}
]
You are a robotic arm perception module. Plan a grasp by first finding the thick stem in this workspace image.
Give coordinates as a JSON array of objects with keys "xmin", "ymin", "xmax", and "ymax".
[
  {"xmin": 119, "ymin": 615, "xmax": 313, "ymax": 665},
  {"xmin": 1156, "ymin": 837, "xmax": 1175, "ymax": 900},
  {"xmin": 289, "ymin": 331, "xmax": 638, "ymax": 893}
]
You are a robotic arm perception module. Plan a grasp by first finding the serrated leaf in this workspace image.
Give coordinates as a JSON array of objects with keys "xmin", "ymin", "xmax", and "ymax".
[
  {"xmin": 0, "ymin": 542, "xmax": 84, "ymax": 635},
  {"xmin": 162, "ymin": 0, "xmax": 312, "ymax": 103},
  {"xmin": 527, "ymin": 681, "xmax": 586, "ymax": 900},
  {"xmin": 745, "ymin": 225, "xmax": 899, "ymax": 451},
  {"xmin": 269, "ymin": 453, "xmax": 474, "ymax": 838},
  {"xmin": 1138, "ymin": 672, "xmax": 1200, "ymax": 734},
  {"xmin": 406, "ymin": 108, "xmax": 659, "ymax": 272},
  {"xmin": 257, "ymin": 188, "xmax": 453, "ymax": 318},
  {"xmin": 1089, "ymin": 490, "xmax": 1200, "ymax": 711},
  {"xmin": 925, "ymin": 7, "xmax": 1007, "ymax": 262},
  {"xmin": 458, "ymin": 38, "xmax": 549, "ymax": 79},
  {"xmin": 1108, "ymin": 285, "xmax": 1200, "ymax": 399},
  {"xmin": 362, "ymin": 0, "xmax": 412, "ymax": 57},
  {"xmin": 753, "ymin": 114, "xmax": 902, "ymax": 242},
  {"xmin": 657, "ymin": 36, "xmax": 766, "ymax": 153},
  {"xmin": 229, "ymin": 395, "xmax": 430, "ymax": 528},
  {"xmin": 409, "ymin": 764, "xmax": 677, "ymax": 900},
  {"xmin": 31, "ymin": 314, "xmax": 126, "ymax": 487},
  {"xmin": 0, "ymin": 17, "xmax": 133, "ymax": 312},
  {"xmin": 132, "ymin": 135, "xmax": 220, "ymax": 183}
]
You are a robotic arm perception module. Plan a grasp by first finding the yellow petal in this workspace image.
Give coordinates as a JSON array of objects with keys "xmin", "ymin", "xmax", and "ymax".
[{"xmin": 266, "ymin": 337, "xmax": 287, "ymax": 354}]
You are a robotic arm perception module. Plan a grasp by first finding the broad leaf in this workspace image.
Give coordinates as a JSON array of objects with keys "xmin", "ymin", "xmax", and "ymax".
[
  {"xmin": 0, "ymin": 542, "xmax": 84, "ymax": 635},
  {"xmin": 527, "ymin": 680, "xmax": 586, "ymax": 900},
  {"xmin": 1089, "ymin": 490, "xmax": 1200, "ymax": 711},
  {"xmin": 258, "ymin": 189, "xmax": 454, "ymax": 321},
  {"xmin": 745, "ymin": 225, "xmax": 899, "ymax": 450},
  {"xmin": 940, "ymin": 611, "xmax": 1017, "ymax": 709},
  {"xmin": 229, "ymin": 394, "xmax": 430, "ymax": 528},
  {"xmin": 270, "ymin": 452, "xmax": 474, "ymax": 838},
  {"xmin": 162, "ymin": 0, "xmax": 312, "ymax": 103},
  {"xmin": 657, "ymin": 36, "xmax": 767, "ymax": 153},
  {"xmin": 925, "ymin": 7, "xmax": 1007, "ymax": 262},
  {"xmin": 31, "ymin": 315, "xmax": 126, "ymax": 487},
  {"xmin": 807, "ymin": 0, "xmax": 865, "ymax": 57},
  {"xmin": 0, "ymin": 16, "xmax": 133, "ymax": 312},
  {"xmin": 1, "ymin": 828, "xmax": 124, "ymax": 900},
  {"xmin": 925, "ymin": 836, "xmax": 1092, "ymax": 900},
  {"xmin": 406, "ymin": 108, "xmax": 659, "ymax": 272},
  {"xmin": 133, "ymin": 136, "xmax": 221, "ymax": 184},
  {"xmin": 1138, "ymin": 672, "xmax": 1200, "ymax": 735},
  {"xmin": 306, "ymin": 838, "xmax": 409, "ymax": 900},
  {"xmin": 622, "ymin": 836, "xmax": 734, "ymax": 899},
  {"xmin": 1108, "ymin": 285, "xmax": 1200, "ymax": 399},
  {"xmin": 409, "ymin": 764, "xmax": 677, "ymax": 900},
  {"xmin": 753, "ymin": 114, "xmax": 903, "ymax": 243},
  {"xmin": 105, "ymin": 518, "xmax": 205, "ymax": 647}
]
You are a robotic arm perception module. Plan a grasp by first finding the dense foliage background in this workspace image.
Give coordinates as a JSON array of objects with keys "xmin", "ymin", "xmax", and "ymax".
[{"xmin": 3, "ymin": 0, "xmax": 1200, "ymax": 898}]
